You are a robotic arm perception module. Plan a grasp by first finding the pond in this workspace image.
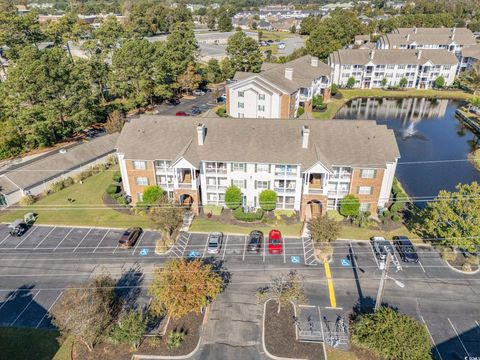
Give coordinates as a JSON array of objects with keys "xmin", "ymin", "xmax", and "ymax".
[{"xmin": 334, "ymin": 97, "xmax": 480, "ymax": 205}]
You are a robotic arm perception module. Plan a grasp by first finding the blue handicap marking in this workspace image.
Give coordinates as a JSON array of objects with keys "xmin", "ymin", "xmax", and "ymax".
[
  {"xmin": 291, "ymin": 255, "xmax": 300, "ymax": 264},
  {"xmin": 188, "ymin": 250, "xmax": 200, "ymax": 258},
  {"xmin": 341, "ymin": 258, "xmax": 351, "ymax": 266},
  {"xmin": 139, "ymin": 248, "xmax": 149, "ymax": 256}
]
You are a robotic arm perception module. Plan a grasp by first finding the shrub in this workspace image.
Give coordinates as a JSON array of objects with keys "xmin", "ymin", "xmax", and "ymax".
[
  {"xmin": 63, "ymin": 177, "xmax": 74, "ymax": 187},
  {"xmin": 167, "ymin": 330, "xmax": 185, "ymax": 350},
  {"xmin": 216, "ymin": 107, "xmax": 227, "ymax": 117},
  {"xmin": 399, "ymin": 77, "xmax": 408, "ymax": 87},
  {"xmin": 326, "ymin": 210, "xmax": 343, "ymax": 222},
  {"xmin": 233, "ymin": 207, "xmax": 264, "ymax": 222},
  {"xmin": 382, "ymin": 209, "xmax": 391, "ymax": 218},
  {"xmin": 391, "ymin": 214, "xmax": 401, "ymax": 222},
  {"xmin": 110, "ymin": 310, "xmax": 147, "ymax": 350},
  {"xmin": 352, "ymin": 211, "xmax": 372, "ymax": 228},
  {"xmin": 19, "ymin": 195, "xmax": 36, "ymax": 206},
  {"xmin": 113, "ymin": 171, "xmax": 122, "ymax": 183},
  {"xmin": 49, "ymin": 180, "xmax": 65, "ymax": 193},
  {"xmin": 259, "ymin": 190, "xmax": 277, "ymax": 211},
  {"xmin": 346, "ymin": 77, "xmax": 355, "ymax": 88},
  {"xmin": 116, "ymin": 196, "xmax": 128, "ymax": 205},
  {"xmin": 435, "ymin": 76, "xmax": 445, "ymax": 88},
  {"xmin": 440, "ymin": 247, "xmax": 457, "ymax": 262},
  {"xmin": 308, "ymin": 215, "xmax": 341, "ymax": 243},
  {"xmin": 331, "ymin": 83, "xmax": 337, "ymax": 95},
  {"xmin": 297, "ymin": 106, "xmax": 305, "ymax": 117},
  {"xmin": 106, "ymin": 184, "xmax": 120, "ymax": 195},
  {"xmin": 142, "ymin": 185, "xmax": 164, "ymax": 204},
  {"xmin": 274, "ymin": 209, "xmax": 296, "ymax": 218},
  {"xmin": 389, "ymin": 201, "xmax": 404, "ymax": 213},
  {"xmin": 339, "ymin": 195, "xmax": 360, "ymax": 217},
  {"xmin": 225, "ymin": 185, "xmax": 242, "ymax": 210}
]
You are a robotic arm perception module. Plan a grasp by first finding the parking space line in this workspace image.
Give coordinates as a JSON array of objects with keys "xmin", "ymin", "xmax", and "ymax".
[
  {"xmin": 34, "ymin": 227, "xmax": 56, "ymax": 249},
  {"xmin": 10, "ymin": 290, "xmax": 40, "ymax": 326},
  {"xmin": 324, "ymin": 262, "xmax": 337, "ymax": 308},
  {"xmin": 418, "ymin": 260, "xmax": 426, "ymax": 273},
  {"xmin": 420, "ymin": 315, "xmax": 443, "ymax": 360},
  {"xmin": 0, "ymin": 233, "xmax": 12, "ymax": 246},
  {"xmin": 242, "ymin": 235, "xmax": 247, "ymax": 261},
  {"xmin": 283, "ymin": 238, "xmax": 286, "ymax": 264},
  {"xmin": 73, "ymin": 228, "xmax": 93, "ymax": 252},
  {"xmin": 0, "ymin": 291, "xmax": 18, "ymax": 311},
  {"xmin": 54, "ymin": 228, "xmax": 74, "ymax": 251},
  {"xmin": 369, "ymin": 242, "xmax": 380, "ymax": 269},
  {"xmin": 263, "ymin": 234, "xmax": 266, "ymax": 262},
  {"xmin": 93, "ymin": 230, "xmax": 109, "ymax": 253},
  {"xmin": 302, "ymin": 237, "xmax": 307, "ymax": 264},
  {"xmin": 14, "ymin": 226, "xmax": 38, "ymax": 249},
  {"xmin": 36, "ymin": 291, "xmax": 63, "ymax": 329},
  {"xmin": 132, "ymin": 231, "xmax": 146, "ymax": 256},
  {"xmin": 112, "ymin": 244, "xmax": 119, "ymax": 254},
  {"xmin": 476, "ymin": 320, "xmax": 480, "ymax": 328},
  {"xmin": 202, "ymin": 235, "xmax": 209, "ymax": 258},
  {"xmin": 222, "ymin": 235, "xmax": 228, "ymax": 260},
  {"xmin": 448, "ymin": 318, "xmax": 470, "ymax": 358},
  {"xmin": 180, "ymin": 233, "xmax": 191, "ymax": 258}
]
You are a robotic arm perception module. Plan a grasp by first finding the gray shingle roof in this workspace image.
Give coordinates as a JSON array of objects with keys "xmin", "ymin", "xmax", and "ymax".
[
  {"xmin": 462, "ymin": 45, "xmax": 480, "ymax": 60},
  {"xmin": 384, "ymin": 27, "xmax": 476, "ymax": 47},
  {"xmin": 116, "ymin": 116, "xmax": 400, "ymax": 171},
  {"xmin": 329, "ymin": 48, "xmax": 458, "ymax": 65},
  {"xmin": 0, "ymin": 176, "xmax": 19, "ymax": 195}
]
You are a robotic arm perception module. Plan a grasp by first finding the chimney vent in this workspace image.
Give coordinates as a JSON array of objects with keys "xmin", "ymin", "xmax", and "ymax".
[
  {"xmin": 311, "ymin": 56, "xmax": 319, "ymax": 67},
  {"xmin": 370, "ymin": 50, "xmax": 375, "ymax": 60},
  {"xmin": 285, "ymin": 68, "xmax": 293, "ymax": 80},
  {"xmin": 302, "ymin": 125, "xmax": 310, "ymax": 149},
  {"xmin": 197, "ymin": 123, "xmax": 205, "ymax": 146}
]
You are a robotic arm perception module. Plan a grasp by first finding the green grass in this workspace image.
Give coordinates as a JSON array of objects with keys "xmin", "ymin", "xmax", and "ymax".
[
  {"xmin": 273, "ymin": 209, "xmax": 296, "ymax": 218},
  {"xmin": 339, "ymin": 223, "xmax": 416, "ymax": 241},
  {"xmin": 189, "ymin": 217, "xmax": 304, "ymax": 237},
  {"xmin": 327, "ymin": 348, "xmax": 359, "ymax": 360},
  {"xmin": 256, "ymin": 30, "xmax": 293, "ymax": 41},
  {"xmin": 0, "ymin": 327, "xmax": 62, "ymax": 360},
  {"xmin": 52, "ymin": 336, "xmax": 73, "ymax": 360},
  {"xmin": 203, "ymin": 205, "xmax": 223, "ymax": 216},
  {"xmin": 0, "ymin": 170, "xmax": 153, "ymax": 229}
]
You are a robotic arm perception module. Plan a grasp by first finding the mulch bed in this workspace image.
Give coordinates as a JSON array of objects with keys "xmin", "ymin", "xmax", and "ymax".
[
  {"xmin": 201, "ymin": 209, "xmax": 300, "ymax": 227},
  {"xmin": 264, "ymin": 300, "xmax": 325, "ymax": 360},
  {"xmin": 72, "ymin": 310, "xmax": 204, "ymax": 360},
  {"xmin": 446, "ymin": 253, "xmax": 479, "ymax": 272},
  {"xmin": 102, "ymin": 193, "xmax": 132, "ymax": 215}
]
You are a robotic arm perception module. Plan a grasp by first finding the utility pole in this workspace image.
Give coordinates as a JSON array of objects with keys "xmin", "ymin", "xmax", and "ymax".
[{"xmin": 375, "ymin": 253, "xmax": 392, "ymax": 311}]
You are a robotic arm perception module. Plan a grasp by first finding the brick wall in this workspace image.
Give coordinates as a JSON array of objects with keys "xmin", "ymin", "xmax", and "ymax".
[
  {"xmin": 300, "ymin": 194, "xmax": 328, "ymax": 221},
  {"xmin": 225, "ymin": 87, "xmax": 231, "ymax": 115},
  {"xmin": 350, "ymin": 168, "xmax": 385, "ymax": 214},
  {"xmin": 280, "ymin": 94, "xmax": 291, "ymax": 118},
  {"xmin": 125, "ymin": 160, "xmax": 156, "ymax": 204}
]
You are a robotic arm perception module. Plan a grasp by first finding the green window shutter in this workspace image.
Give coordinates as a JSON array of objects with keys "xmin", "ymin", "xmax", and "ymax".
[{"xmin": 254, "ymin": 164, "xmax": 257, "ymax": 173}]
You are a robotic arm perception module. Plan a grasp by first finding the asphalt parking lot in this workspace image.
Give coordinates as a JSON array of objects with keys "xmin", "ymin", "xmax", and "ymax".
[{"xmin": 168, "ymin": 232, "xmax": 318, "ymax": 267}]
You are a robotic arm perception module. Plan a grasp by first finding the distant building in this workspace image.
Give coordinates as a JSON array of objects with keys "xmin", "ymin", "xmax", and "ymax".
[
  {"xmin": 15, "ymin": 5, "xmax": 31, "ymax": 14},
  {"xmin": 459, "ymin": 45, "xmax": 480, "ymax": 73}
]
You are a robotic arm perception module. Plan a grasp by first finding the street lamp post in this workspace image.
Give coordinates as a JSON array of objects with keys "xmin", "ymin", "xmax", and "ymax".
[{"xmin": 375, "ymin": 253, "xmax": 405, "ymax": 311}]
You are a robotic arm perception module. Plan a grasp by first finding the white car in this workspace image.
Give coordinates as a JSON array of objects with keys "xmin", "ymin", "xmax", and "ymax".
[{"xmin": 192, "ymin": 89, "xmax": 205, "ymax": 96}]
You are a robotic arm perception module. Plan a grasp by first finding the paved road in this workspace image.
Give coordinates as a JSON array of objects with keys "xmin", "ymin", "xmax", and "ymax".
[{"xmin": 155, "ymin": 87, "xmax": 224, "ymax": 117}]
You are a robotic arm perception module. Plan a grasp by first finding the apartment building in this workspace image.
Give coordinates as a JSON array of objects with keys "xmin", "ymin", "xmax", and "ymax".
[
  {"xmin": 459, "ymin": 45, "xmax": 480, "ymax": 73},
  {"xmin": 116, "ymin": 116, "xmax": 400, "ymax": 219},
  {"xmin": 328, "ymin": 49, "xmax": 458, "ymax": 89},
  {"xmin": 226, "ymin": 55, "xmax": 332, "ymax": 119}
]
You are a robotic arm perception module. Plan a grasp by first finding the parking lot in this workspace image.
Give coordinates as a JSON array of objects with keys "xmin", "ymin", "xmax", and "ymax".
[
  {"xmin": 169, "ymin": 232, "xmax": 318, "ymax": 267},
  {"xmin": 0, "ymin": 224, "xmax": 160, "ymax": 258}
]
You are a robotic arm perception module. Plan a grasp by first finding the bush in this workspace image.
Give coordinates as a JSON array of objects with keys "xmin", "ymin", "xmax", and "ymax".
[
  {"xmin": 63, "ymin": 177, "xmax": 74, "ymax": 187},
  {"xmin": 259, "ymin": 190, "xmax": 277, "ymax": 211},
  {"xmin": 326, "ymin": 210, "xmax": 344, "ymax": 222},
  {"xmin": 142, "ymin": 185, "xmax": 164, "ymax": 204},
  {"xmin": 435, "ymin": 76, "xmax": 445, "ymax": 88},
  {"xmin": 167, "ymin": 330, "xmax": 185, "ymax": 350},
  {"xmin": 308, "ymin": 215, "xmax": 341, "ymax": 243},
  {"xmin": 352, "ymin": 211, "xmax": 372, "ymax": 228},
  {"xmin": 216, "ymin": 107, "xmax": 227, "ymax": 117},
  {"xmin": 331, "ymin": 83, "xmax": 337, "ymax": 96},
  {"xmin": 110, "ymin": 310, "xmax": 147, "ymax": 350},
  {"xmin": 116, "ymin": 196, "xmax": 128, "ymax": 205},
  {"xmin": 49, "ymin": 180, "xmax": 65, "ymax": 194},
  {"xmin": 382, "ymin": 209, "xmax": 391, "ymax": 218},
  {"xmin": 346, "ymin": 77, "xmax": 355, "ymax": 88},
  {"xmin": 440, "ymin": 247, "xmax": 457, "ymax": 262},
  {"xmin": 391, "ymin": 214, "xmax": 401, "ymax": 222},
  {"xmin": 339, "ymin": 195, "xmax": 360, "ymax": 217},
  {"xmin": 113, "ymin": 171, "xmax": 122, "ymax": 183},
  {"xmin": 274, "ymin": 209, "xmax": 296, "ymax": 218},
  {"xmin": 19, "ymin": 195, "xmax": 36, "ymax": 206},
  {"xmin": 389, "ymin": 201, "xmax": 404, "ymax": 213},
  {"xmin": 106, "ymin": 184, "xmax": 120, "ymax": 195},
  {"xmin": 225, "ymin": 186, "xmax": 242, "ymax": 210},
  {"xmin": 297, "ymin": 106, "xmax": 305, "ymax": 117},
  {"xmin": 233, "ymin": 207, "xmax": 264, "ymax": 222}
]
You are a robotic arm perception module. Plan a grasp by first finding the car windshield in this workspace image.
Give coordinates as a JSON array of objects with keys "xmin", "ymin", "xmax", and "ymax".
[
  {"xmin": 250, "ymin": 238, "xmax": 258, "ymax": 244},
  {"xmin": 403, "ymin": 246, "xmax": 415, "ymax": 253},
  {"xmin": 209, "ymin": 241, "xmax": 218, "ymax": 247},
  {"xmin": 270, "ymin": 239, "xmax": 280, "ymax": 244}
]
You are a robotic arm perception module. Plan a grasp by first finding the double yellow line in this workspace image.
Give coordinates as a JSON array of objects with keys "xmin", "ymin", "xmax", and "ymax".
[{"xmin": 324, "ymin": 261, "xmax": 337, "ymax": 308}]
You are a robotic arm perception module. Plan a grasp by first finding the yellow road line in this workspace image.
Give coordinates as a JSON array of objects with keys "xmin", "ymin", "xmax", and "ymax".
[{"xmin": 324, "ymin": 261, "xmax": 336, "ymax": 308}]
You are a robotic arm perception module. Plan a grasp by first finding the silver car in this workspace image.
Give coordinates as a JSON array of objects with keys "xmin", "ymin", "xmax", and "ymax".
[{"xmin": 207, "ymin": 232, "xmax": 223, "ymax": 254}]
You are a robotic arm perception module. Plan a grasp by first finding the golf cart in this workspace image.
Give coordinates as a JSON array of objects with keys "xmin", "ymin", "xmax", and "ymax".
[{"xmin": 8, "ymin": 213, "xmax": 36, "ymax": 237}]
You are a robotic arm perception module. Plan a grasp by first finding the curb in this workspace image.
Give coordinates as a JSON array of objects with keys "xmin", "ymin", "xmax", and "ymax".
[{"xmin": 444, "ymin": 259, "xmax": 480, "ymax": 275}]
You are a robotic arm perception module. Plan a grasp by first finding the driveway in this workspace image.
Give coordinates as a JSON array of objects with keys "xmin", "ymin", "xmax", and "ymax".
[{"xmin": 155, "ymin": 88, "xmax": 224, "ymax": 117}]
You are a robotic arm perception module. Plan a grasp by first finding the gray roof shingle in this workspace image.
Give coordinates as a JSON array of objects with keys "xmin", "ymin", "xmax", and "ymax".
[{"xmin": 384, "ymin": 27, "xmax": 476, "ymax": 47}]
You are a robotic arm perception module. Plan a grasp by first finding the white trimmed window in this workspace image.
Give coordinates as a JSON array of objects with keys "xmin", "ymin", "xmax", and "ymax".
[
  {"xmin": 132, "ymin": 161, "xmax": 147, "ymax": 170},
  {"xmin": 360, "ymin": 203, "xmax": 371, "ymax": 212},
  {"xmin": 360, "ymin": 169, "xmax": 376, "ymax": 179},
  {"xmin": 256, "ymin": 181, "xmax": 269, "ymax": 189},
  {"xmin": 232, "ymin": 179, "xmax": 246, "ymax": 188},
  {"xmin": 231, "ymin": 163, "xmax": 246, "ymax": 172},
  {"xmin": 136, "ymin": 177, "xmax": 149, "ymax": 186},
  {"xmin": 137, "ymin": 193, "xmax": 144, "ymax": 202},
  {"xmin": 358, "ymin": 186, "xmax": 373, "ymax": 195},
  {"xmin": 256, "ymin": 164, "xmax": 270, "ymax": 172},
  {"xmin": 238, "ymin": 102, "xmax": 244, "ymax": 109},
  {"xmin": 258, "ymin": 105, "xmax": 265, "ymax": 112},
  {"xmin": 259, "ymin": 94, "xmax": 265, "ymax": 101},
  {"xmin": 238, "ymin": 91, "xmax": 244, "ymax": 97}
]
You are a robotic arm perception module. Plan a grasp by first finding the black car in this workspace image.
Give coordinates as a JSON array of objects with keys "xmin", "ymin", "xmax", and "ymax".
[
  {"xmin": 393, "ymin": 236, "xmax": 419, "ymax": 263},
  {"xmin": 370, "ymin": 237, "xmax": 394, "ymax": 261},
  {"xmin": 167, "ymin": 98, "xmax": 180, "ymax": 106},
  {"xmin": 191, "ymin": 106, "xmax": 202, "ymax": 115},
  {"xmin": 247, "ymin": 231, "xmax": 263, "ymax": 253},
  {"xmin": 8, "ymin": 219, "xmax": 27, "ymax": 237}
]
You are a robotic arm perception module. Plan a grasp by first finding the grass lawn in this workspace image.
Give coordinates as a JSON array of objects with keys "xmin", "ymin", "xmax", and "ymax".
[
  {"xmin": 189, "ymin": 217, "xmax": 304, "ymax": 237},
  {"xmin": 256, "ymin": 30, "xmax": 293, "ymax": 41},
  {"xmin": 326, "ymin": 348, "xmax": 359, "ymax": 360},
  {"xmin": 0, "ymin": 327, "xmax": 62, "ymax": 360},
  {"xmin": 261, "ymin": 44, "xmax": 278, "ymax": 54},
  {"xmin": 0, "ymin": 170, "xmax": 153, "ymax": 229},
  {"xmin": 339, "ymin": 223, "xmax": 417, "ymax": 241}
]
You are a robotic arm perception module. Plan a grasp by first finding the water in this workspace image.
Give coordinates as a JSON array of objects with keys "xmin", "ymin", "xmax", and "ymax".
[{"xmin": 334, "ymin": 97, "xmax": 479, "ymax": 204}]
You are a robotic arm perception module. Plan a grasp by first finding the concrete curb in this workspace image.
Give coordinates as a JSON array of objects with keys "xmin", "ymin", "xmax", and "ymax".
[{"xmin": 444, "ymin": 259, "xmax": 480, "ymax": 275}]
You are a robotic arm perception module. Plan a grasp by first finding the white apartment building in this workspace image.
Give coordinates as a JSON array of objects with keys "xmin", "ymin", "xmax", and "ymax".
[
  {"xmin": 116, "ymin": 116, "xmax": 400, "ymax": 219},
  {"xmin": 328, "ymin": 49, "xmax": 458, "ymax": 89},
  {"xmin": 459, "ymin": 45, "xmax": 480, "ymax": 73},
  {"xmin": 227, "ymin": 56, "xmax": 332, "ymax": 119}
]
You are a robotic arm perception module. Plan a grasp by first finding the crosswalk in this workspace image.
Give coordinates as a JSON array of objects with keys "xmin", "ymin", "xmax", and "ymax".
[
  {"xmin": 302, "ymin": 237, "xmax": 318, "ymax": 266},
  {"xmin": 169, "ymin": 232, "xmax": 190, "ymax": 258}
]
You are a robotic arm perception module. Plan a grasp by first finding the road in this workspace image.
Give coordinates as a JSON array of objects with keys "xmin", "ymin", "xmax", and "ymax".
[
  {"xmin": 0, "ymin": 223, "xmax": 478, "ymax": 359},
  {"xmin": 155, "ymin": 87, "xmax": 225, "ymax": 117}
]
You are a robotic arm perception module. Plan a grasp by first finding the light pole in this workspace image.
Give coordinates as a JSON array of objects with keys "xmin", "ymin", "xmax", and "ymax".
[{"xmin": 375, "ymin": 253, "xmax": 405, "ymax": 311}]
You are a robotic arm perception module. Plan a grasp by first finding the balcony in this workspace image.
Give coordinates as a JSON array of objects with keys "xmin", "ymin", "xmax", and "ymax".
[
  {"xmin": 308, "ymin": 187, "xmax": 324, "ymax": 194},
  {"xmin": 178, "ymin": 183, "xmax": 194, "ymax": 189},
  {"xmin": 275, "ymin": 188, "xmax": 296, "ymax": 194},
  {"xmin": 328, "ymin": 190, "xmax": 349, "ymax": 197}
]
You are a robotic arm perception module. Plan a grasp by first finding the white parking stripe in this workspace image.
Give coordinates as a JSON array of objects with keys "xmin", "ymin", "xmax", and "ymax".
[
  {"xmin": 369, "ymin": 243, "xmax": 380, "ymax": 269},
  {"xmin": 302, "ymin": 237, "xmax": 307, "ymax": 265},
  {"xmin": 0, "ymin": 233, "xmax": 12, "ymax": 246},
  {"xmin": 222, "ymin": 235, "xmax": 228, "ymax": 260},
  {"xmin": 180, "ymin": 233, "xmax": 191, "ymax": 258},
  {"xmin": 283, "ymin": 238, "xmax": 287, "ymax": 264},
  {"xmin": 93, "ymin": 230, "xmax": 109, "ymax": 253},
  {"xmin": 420, "ymin": 315, "xmax": 443, "ymax": 360},
  {"xmin": 0, "ymin": 291, "xmax": 18, "ymax": 312},
  {"xmin": 112, "ymin": 244, "xmax": 119, "ymax": 254},
  {"xmin": 263, "ymin": 234, "xmax": 266, "ymax": 262},
  {"xmin": 54, "ymin": 228, "xmax": 74, "ymax": 251},
  {"xmin": 476, "ymin": 320, "xmax": 479, "ymax": 328},
  {"xmin": 36, "ymin": 291, "xmax": 63, "ymax": 329},
  {"xmin": 132, "ymin": 231, "xmax": 146, "ymax": 255},
  {"xmin": 73, "ymin": 228, "xmax": 93, "ymax": 252},
  {"xmin": 14, "ymin": 226, "xmax": 38, "ymax": 249},
  {"xmin": 242, "ymin": 235, "xmax": 247, "ymax": 261},
  {"xmin": 448, "ymin": 318, "xmax": 470, "ymax": 357},
  {"xmin": 10, "ymin": 290, "xmax": 40, "ymax": 326},
  {"xmin": 418, "ymin": 260, "xmax": 426, "ymax": 273},
  {"xmin": 202, "ymin": 235, "xmax": 209, "ymax": 258},
  {"xmin": 34, "ymin": 227, "xmax": 56, "ymax": 249}
]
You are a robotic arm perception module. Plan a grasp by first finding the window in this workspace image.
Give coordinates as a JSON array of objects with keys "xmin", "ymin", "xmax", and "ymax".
[
  {"xmin": 207, "ymin": 193, "xmax": 218, "ymax": 203},
  {"xmin": 232, "ymin": 179, "xmax": 246, "ymax": 188},
  {"xmin": 238, "ymin": 102, "xmax": 244, "ymax": 109},
  {"xmin": 258, "ymin": 105, "xmax": 265, "ymax": 112},
  {"xmin": 284, "ymin": 196, "xmax": 295, "ymax": 209},
  {"xmin": 256, "ymin": 181, "xmax": 269, "ymax": 189},
  {"xmin": 259, "ymin": 94, "xmax": 265, "ymax": 101},
  {"xmin": 256, "ymin": 164, "xmax": 270, "ymax": 172},
  {"xmin": 136, "ymin": 177, "xmax": 149, "ymax": 186},
  {"xmin": 398, "ymin": 65, "xmax": 406, "ymax": 69},
  {"xmin": 238, "ymin": 113, "xmax": 244, "ymax": 118},
  {"xmin": 137, "ymin": 193, "xmax": 143, "ymax": 202},
  {"xmin": 154, "ymin": 160, "xmax": 171, "ymax": 170},
  {"xmin": 443, "ymin": 65, "xmax": 451, "ymax": 70},
  {"xmin": 387, "ymin": 65, "xmax": 394, "ymax": 70},
  {"xmin": 231, "ymin": 163, "xmax": 246, "ymax": 172},
  {"xmin": 132, "ymin": 161, "xmax": 147, "ymax": 170},
  {"xmin": 360, "ymin": 169, "xmax": 376, "ymax": 179},
  {"xmin": 156, "ymin": 175, "xmax": 173, "ymax": 185},
  {"xmin": 360, "ymin": 203, "xmax": 370, "ymax": 212},
  {"xmin": 358, "ymin": 186, "xmax": 373, "ymax": 195},
  {"xmin": 238, "ymin": 91, "xmax": 244, "ymax": 98}
]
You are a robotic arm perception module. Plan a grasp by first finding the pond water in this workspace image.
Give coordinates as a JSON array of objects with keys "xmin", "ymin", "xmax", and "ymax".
[{"xmin": 334, "ymin": 97, "xmax": 480, "ymax": 205}]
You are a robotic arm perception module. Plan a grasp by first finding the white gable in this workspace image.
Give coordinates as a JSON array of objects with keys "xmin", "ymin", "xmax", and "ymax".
[
  {"xmin": 171, "ymin": 157, "xmax": 197, "ymax": 169},
  {"xmin": 305, "ymin": 162, "xmax": 332, "ymax": 174}
]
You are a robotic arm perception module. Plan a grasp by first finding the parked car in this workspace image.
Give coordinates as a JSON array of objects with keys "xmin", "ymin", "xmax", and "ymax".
[
  {"xmin": 247, "ymin": 230, "xmax": 263, "ymax": 253},
  {"xmin": 370, "ymin": 236, "xmax": 394, "ymax": 261},
  {"xmin": 217, "ymin": 94, "xmax": 227, "ymax": 103},
  {"xmin": 167, "ymin": 98, "xmax": 180, "ymax": 106},
  {"xmin": 175, "ymin": 111, "xmax": 189, "ymax": 116},
  {"xmin": 8, "ymin": 219, "xmax": 27, "ymax": 237},
  {"xmin": 268, "ymin": 229, "xmax": 283, "ymax": 254},
  {"xmin": 191, "ymin": 106, "xmax": 202, "ymax": 115},
  {"xmin": 278, "ymin": 42, "xmax": 286, "ymax": 49},
  {"xmin": 393, "ymin": 236, "xmax": 419, "ymax": 263},
  {"xmin": 207, "ymin": 232, "xmax": 224, "ymax": 254},
  {"xmin": 119, "ymin": 227, "xmax": 142, "ymax": 248},
  {"xmin": 192, "ymin": 89, "xmax": 205, "ymax": 96}
]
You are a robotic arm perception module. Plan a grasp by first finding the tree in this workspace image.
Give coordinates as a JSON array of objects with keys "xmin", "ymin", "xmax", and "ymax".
[
  {"xmin": 52, "ymin": 274, "xmax": 116, "ymax": 351},
  {"xmin": 339, "ymin": 194, "xmax": 360, "ymax": 217},
  {"xmin": 259, "ymin": 190, "xmax": 277, "ymax": 211},
  {"xmin": 177, "ymin": 62, "xmax": 201, "ymax": 94},
  {"xmin": 220, "ymin": 57, "xmax": 235, "ymax": 80},
  {"xmin": 165, "ymin": 23, "xmax": 199, "ymax": 84},
  {"xmin": 94, "ymin": 15, "xmax": 124, "ymax": 51},
  {"xmin": 351, "ymin": 307, "xmax": 431, "ymax": 360},
  {"xmin": 435, "ymin": 75, "xmax": 445, "ymax": 88},
  {"xmin": 217, "ymin": 8, "xmax": 233, "ymax": 32},
  {"xmin": 257, "ymin": 271, "xmax": 306, "ymax": 313},
  {"xmin": 110, "ymin": 310, "xmax": 147, "ymax": 350},
  {"xmin": 257, "ymin": 30, "xmax": 263, "ymax": 41},
  {"xmin": 0, "ymin": 11, "xmax": 44, "ymax": 59},
  {"xmin": 206, "ymin": 7, "xmax": 217, "ymax": 30},
  {"xmin": 308, "ymin": 215, "xmax": 341, "ymax": 243},
  {"xmin": 104, "ymin": 110, "xmax": 125, "ymax": 133},
  {"xmin": 290, "ymin": 24, "xmax": 296, "ymax": 33},
  {"xmin": 225, "ymin": 185, "xmax": 243, "ymax": 210},
  {"xmin": 148, "ymin": 258, "xmax": 223, "ymax": 319},
  {"xmin": 346, "ymin": 77, "xmax": 356, "ymax": 88},
  {"xmin": 226, "ymin": 31, "xmax": 263, "ymax": 73},
  {"xmin": 148, "ymin": 195, "xmax": 183, "ymax": 240},
  {"xmin": 399, "ymin": 77, "xmax": 408, "ymax": 87},
  {"xmin": 420, "ymin": 182, "xmax": 480, "ymax": 252},
  {"xmin": 142, "ymin": 185, "xmax": 164, "ymax": 204},
  {"xmin": 381, "ymin": 78, "xmax": 388, "ymax": 87},
  {"xmin": 205, "ymin": 59, "xmax": 223, "ymax": 83}
]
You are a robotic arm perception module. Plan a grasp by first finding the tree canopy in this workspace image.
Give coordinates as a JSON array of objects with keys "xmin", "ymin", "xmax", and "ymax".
[
  {"xmin": 225, "ymin": 185, "xmax": 243, "ymax": 210},
  {"xmin": 339, "ymin": 195, "xmax": 360, "ymax": 217},
  {"xmin": 226, "ymin": 31, "xmax": 263, "ymax": 73},
  {"xmin": 259, "ymin": 190, "xmax": 277, "ymax": 211}
]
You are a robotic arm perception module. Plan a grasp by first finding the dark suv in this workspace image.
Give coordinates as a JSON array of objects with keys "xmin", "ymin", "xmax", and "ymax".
[
  {"xmin": 393, "ymin": 236, "xmax": 419, "ymax": 263},
  {"xmin": 119, "ymin": 227, "xmax": 142, "ymax": 248},
  {"xmin": 247, "ymin": 231, "xmax": 263, "ymax": 253},
  {"xmin": 370, "ymin": 237, "xmax": 394, "ymax": 261}
]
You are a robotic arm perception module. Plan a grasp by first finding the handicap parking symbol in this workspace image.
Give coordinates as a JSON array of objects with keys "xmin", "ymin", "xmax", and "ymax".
[
  {"xmin": 291, "ymin": 255, "xmax": 300, "ymax": 264},
  {"xmin": 341, "ymin": 258, "xmax": 351, "ymax": 266},
  {"xmin": 188, "ymin": 250, "xmax": 200, "ymax": 258},
  {"xmin": 139, "ymin": 248, "xmax": 149, "ymax": 256}
]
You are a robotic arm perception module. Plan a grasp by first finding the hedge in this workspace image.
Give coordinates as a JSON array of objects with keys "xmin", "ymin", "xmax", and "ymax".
[
  {"xmin": 106, "ymin": 184, "xmax": 120, "ymax": 195},
  {"xmin": 113, "ymin": 171, "xmax": 122, "ymax": 183},
  {"xmin": 233, "ymin": 208, "xmax": 264, "ymax": 222}
]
